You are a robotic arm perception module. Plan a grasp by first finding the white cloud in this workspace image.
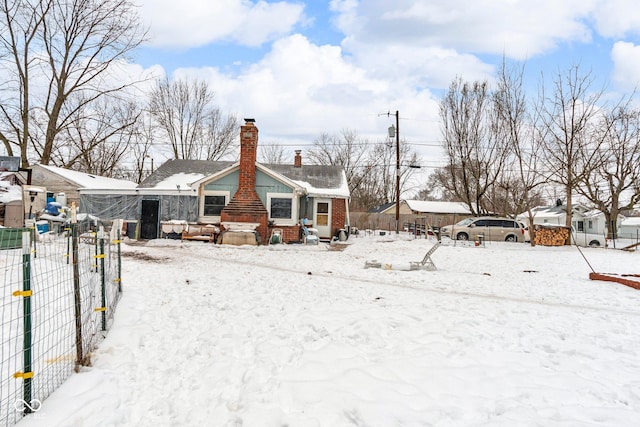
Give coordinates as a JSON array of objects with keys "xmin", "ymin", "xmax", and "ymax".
[
  {"xmin": 611, "ymin": 41, "xmax": 640, "ymax": 91},
  {"xmin": 141, "ymin": 0, "xmax": 305, "ymax": 48},
  {"xmin": 592, "ymin": 0, "xmax": 640, "ymax": 38},
  {"xmin": 171, "ymin": 34, "xmax": 442, "ymax": 161},
  {"xmin": 331, "ymin": 0, "xmax": 594, "ymax": 60}
]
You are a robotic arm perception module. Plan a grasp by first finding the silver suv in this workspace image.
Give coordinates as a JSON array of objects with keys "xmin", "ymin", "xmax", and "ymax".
[{"xmin": 440, "ymin": 217, "xmax": 525, "ymax": 242}]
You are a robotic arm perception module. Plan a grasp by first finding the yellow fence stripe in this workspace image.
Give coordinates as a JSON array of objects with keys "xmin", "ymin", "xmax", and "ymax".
[
  {"xmin": 13, "ymin": 371, "xmax": 34, "ymax": 379},
  {"xmin": 12, "ymin": 290, "xmax": 33, "ymax": 298}
]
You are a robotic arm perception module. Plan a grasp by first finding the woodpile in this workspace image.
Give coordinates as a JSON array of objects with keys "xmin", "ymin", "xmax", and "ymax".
[{"xmin": 534, "ymin": 225, "xmax": 570, "ymax": 246}]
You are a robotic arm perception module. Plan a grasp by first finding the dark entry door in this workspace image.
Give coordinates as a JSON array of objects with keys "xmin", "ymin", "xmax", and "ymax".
[{"xmin": 140, "ymin": 200, "xmax": 160, "ymax": 240}]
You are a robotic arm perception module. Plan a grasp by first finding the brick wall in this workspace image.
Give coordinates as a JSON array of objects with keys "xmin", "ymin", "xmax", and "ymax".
[{"xmin": 331, "ymin": 198, "xmax": 347, "ymax": 237}]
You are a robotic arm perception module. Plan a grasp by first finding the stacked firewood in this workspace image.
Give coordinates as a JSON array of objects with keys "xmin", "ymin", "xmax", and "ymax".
[{"xmin": 533, "ymin": 225, "xmax": 570, "ymax": 246}]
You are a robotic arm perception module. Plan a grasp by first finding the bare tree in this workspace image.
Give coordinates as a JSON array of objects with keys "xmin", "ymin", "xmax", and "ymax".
[
  {"xmin": 576, "ymin": 101, "xmax": 640, "ymax": 240},
  {"xmin": 493, "ymin": 60, "xmax": 547, "ymax": 244},
  {"xmin": 439, "ymin": 77, "xmax": 510, "ymax": 215},
  {"xmin": 537, "ymin": 65, "xmax": 606, "ymax": 240},
  {"xmin": 259, "ymin": 143, "xmax": 287, "ymax": 164},
  {"xmin": 306, "ymin": 129, "xmax": 369, "ymax": 187},
  {"xmin": 51, "ymin": 96, "xmax": 141, "ymax": 177},
  {"xmin": 202, "ymin": 108, "xmax": 238, "ymax": 161},
  {"xmin": 415, "ymin": 168, "xmax": 459, "ymax": 201},
  {"xmin": 0, "ymin": 0, "xmax": 147, "ymax": 167},
  {"xmin": 308, "ymin": 129, "xmax": 420, "ymax": 210},
  {"xmin": 149, "ymin": 77, "xmax": 237, "ymax": 160}
]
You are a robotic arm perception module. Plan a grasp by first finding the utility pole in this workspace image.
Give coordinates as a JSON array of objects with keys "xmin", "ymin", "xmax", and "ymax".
[{"xmin": 387, "ymin": 111, "xmax": 400, "ymax": 234}]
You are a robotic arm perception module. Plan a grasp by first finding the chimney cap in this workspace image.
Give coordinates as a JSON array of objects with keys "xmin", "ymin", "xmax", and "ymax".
[{"xmin": 244, "ymin": 118, "xmax": 255, "ymax": 124}]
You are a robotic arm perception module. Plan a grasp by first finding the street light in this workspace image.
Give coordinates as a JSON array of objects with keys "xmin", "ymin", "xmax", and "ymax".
[{"xmin": 387, "ymin": 111, "xmax": 400, "ymax": 234}]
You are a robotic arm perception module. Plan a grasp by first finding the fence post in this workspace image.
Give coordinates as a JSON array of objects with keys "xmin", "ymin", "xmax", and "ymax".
[
  {"xmin": 17, "ymin": 230, "xmax": 34, "ymax": 413},
  {"xmin": 117, "ymin": 229, "xmax": 122, "ymax": 293},
  {"xmin": 93, "ymin": 229, "xmax": 98, "ymax": 273},
  {"xmin": 98, "ymin": 226, "xmax": 106, "ymax": 331},
  {"xmin": 71, "ymin": 222, "xmax": 84, "ymax": 370}
]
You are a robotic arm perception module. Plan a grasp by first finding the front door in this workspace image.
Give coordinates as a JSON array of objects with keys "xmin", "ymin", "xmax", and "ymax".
[
  {"xmin": 140, "ymin": 199, "xmax": 160, "ymax": 240},
  {"xmin": 313, "ymin": 199, "xmax": 331, "ymax": 239}
]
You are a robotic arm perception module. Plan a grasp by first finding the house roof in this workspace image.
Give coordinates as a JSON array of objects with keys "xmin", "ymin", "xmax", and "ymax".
[
  {"xmin": 405, "ymin": 200, "xmax": 473, "ymax": 214},
  {"xmin": 138, "ymin": 159, "xmax": 234, "ymax": 190},
  {"xmin": 266, "ymin": 163, "xmax": 349, "ymax": 198},
  {"xmin": 33, "ymin": 164, "xmax": 137, "ymax": 190},
  {"xmin": 621, "ymin": 217, "xmax": 640, "ymax": 226},
  {"xmin": 368, "ymin": 202, "xmax": 395, "ymax": 213},
  {"xmin": 140, "ymin": 160, "xmax": 350, "ymax": 198}
]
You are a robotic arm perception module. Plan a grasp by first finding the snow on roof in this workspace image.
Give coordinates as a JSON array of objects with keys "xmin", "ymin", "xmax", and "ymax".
[
  {"xmin": 151, "ymin": 172, "xmax": 206, "ymax": 190},
  {"xmin": 291, "ymin": 178, "xmax": 350, "ymax": 198},
  {"xmin": 35, "ymin": 164, "xmax": 137, "ymax": 190},
  {"xmin": 0, "ymin": 181, "xmax": 22, "ymax": 203},
  {"xmin": 621, "ymin": 217, "xmax": 640, "ymax": 226},
  {"xmin": 405, "ymin": 200, "xmax": 472, "ymax": 214}
]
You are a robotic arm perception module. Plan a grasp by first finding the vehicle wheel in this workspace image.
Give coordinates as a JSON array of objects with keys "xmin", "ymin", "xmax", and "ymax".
[
  {"xmin": 589, "ymin": 240, "xmax": 600, "ymax": 247},
  {"xmin": 456, "ymin": 232, "xmax": 469, "ymax": 241},
  {"xmin": 505, "ymin": 235, "xmax": 517, "ymax": 242}
]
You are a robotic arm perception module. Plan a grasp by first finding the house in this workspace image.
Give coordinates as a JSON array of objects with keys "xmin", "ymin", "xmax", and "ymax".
[
  {"xmin": 189, "ymin": 119, "xmax": 350, "ymax": 243},
  {"xmin": 619, "ymin": 217, "xmax": 640, "ymax": 240},
  {"xmin": 404, "ymin": 200, "xmax": 475, "ymax": 228},
  {"xmin": 368, "ymin": 201, "xmax": 412, "ymax": 215},
  {"xmin": 517, "ymin": 204, "xmax": 618, "ymax": 237},
  {"xmin": 81, "ymin": 160, "xmax": 235, "ymax": 239},
  {"xmin": 82, "ymin": 119, "xmax": 351, "ymax": 243},
  {"xmin": 30, "ymin": 164, "xmax": 137, "ymax": 209}
]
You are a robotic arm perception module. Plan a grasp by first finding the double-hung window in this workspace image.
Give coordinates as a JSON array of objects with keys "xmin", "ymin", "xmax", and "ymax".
[
  {"xmin": 268, "ymin": 193, "xmax": 295, "ymax": 224},
  {"xmin": 199, "ymin": 191, "xmax": 229, "ymax": 222}
]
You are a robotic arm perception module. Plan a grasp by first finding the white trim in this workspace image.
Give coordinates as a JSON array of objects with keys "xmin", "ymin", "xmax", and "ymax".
[
  {"xmin": 267, "ymin": 192, "xmax": 297, "ymax": 226},
  {"xmin": 199, "ymin": 190, "xmax": 230, "ymax": 223}
]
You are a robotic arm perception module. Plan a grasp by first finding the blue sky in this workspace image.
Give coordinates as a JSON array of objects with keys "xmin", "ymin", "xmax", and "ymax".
[{"xmin": 130, "ymin": 0, "xmax": 640, "ymax": 167}]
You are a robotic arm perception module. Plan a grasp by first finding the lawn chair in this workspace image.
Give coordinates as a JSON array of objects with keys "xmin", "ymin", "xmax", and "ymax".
[
  {"xmin": 270, "ymin": 228, "xmax": 283, "ymax": 244},
  {"xmin": 302, "ymin": 225, "xmax": 319, "ymax": 245}
]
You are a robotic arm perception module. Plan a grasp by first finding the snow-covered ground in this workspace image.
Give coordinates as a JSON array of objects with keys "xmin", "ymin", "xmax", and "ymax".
[{"xmin": 17, "ymin": 234, "xmax": 640, "ymax": 426}]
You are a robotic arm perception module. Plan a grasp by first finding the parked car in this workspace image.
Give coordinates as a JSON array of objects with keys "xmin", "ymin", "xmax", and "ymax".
[
  {"xmin": 571, "ymin": 226, "xmax": 606, "ymax": 247},
  {"xmin": 440, "ymin": 217, "xmax": 526, "ymax": 242},
  {"xmin": 519, "ymin": 222, "xmax": 530, "ymax": 242}
]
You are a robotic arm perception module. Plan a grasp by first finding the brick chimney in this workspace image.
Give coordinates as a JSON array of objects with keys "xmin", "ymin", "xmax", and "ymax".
[
  {"xmin": 220, "ymin": 119, "xmax": 269, "ymax": 243},
  {"xmin": 294, "ymin": 150, "xmax": 302, "ymax": 167}
]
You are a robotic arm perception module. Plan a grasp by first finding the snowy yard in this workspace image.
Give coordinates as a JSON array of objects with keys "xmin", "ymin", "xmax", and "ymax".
[{"xmin": 17, "ymin": 234, "xmax": 640, "ymax": 427}]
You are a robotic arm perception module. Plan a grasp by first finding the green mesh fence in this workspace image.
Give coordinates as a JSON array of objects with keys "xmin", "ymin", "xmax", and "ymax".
[{"xmin": 0, "ymin": 221, "xmax": 122, "ymax": 426}]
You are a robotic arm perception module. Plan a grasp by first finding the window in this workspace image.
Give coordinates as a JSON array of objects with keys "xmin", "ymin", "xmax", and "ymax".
[
  {"xmin": 267, "ymin": 193, "xmax": 296, "ymax": 224},
  {"xmin": 203, "ymin": 195, "xmax": 225, "ymax": 216},
  {"xmin": 576, "ymin": 221, "xmax": 584, "ymax": 231},
  {"xmin": 270, "ymin": 197, "xmax": 292, "ymax": 219},
  {"xmin": 199, "ymin": 191, "xmax": 229, "ymax": 221}
]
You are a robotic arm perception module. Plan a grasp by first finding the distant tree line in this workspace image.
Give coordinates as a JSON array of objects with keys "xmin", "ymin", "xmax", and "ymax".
[{"xmin": 422, "ymin": 62, "xmax": 640, "ymax": 241}]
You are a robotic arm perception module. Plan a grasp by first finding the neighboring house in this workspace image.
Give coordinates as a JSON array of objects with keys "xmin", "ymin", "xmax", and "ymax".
[
  {"xmin": 368, "ymin": 202, "xmax": 398, "ymax": 215},
  {"xmin": 517, "ymin": 204, "xmax": 618, "ymax": 237},
  {"xmin": 368, "ymin": 201, "xmax": 412, "ymax": 216},
  {"xmin": 619, "ymin": 217, "xmax": 640, "ymax": 240},
  {"xmin": 405, "ymin": 200, "xmax": 475, "ymax": 228},
  {"xmin": 30, "ymin": 164, "xmax": 137, "ymax": 209}
]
